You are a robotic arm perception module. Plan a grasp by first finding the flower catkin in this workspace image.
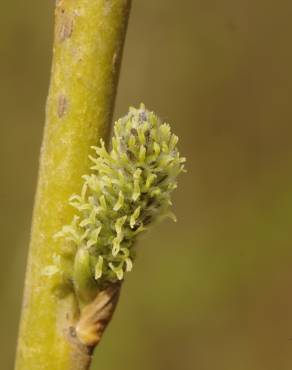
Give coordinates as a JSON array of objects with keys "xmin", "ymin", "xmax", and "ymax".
[{"xmin": 54, "ymin": 104, "xmax": 185, "ymax": 299}]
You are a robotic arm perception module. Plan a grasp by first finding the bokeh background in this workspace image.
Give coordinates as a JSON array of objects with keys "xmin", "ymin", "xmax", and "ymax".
[{"xmin": 1, "ymin": 1, "xmax": 292, "ymax": 369}]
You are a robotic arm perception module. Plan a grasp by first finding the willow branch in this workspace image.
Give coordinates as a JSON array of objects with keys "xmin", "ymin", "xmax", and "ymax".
[{"xmin": 15, "ymin": 1, "xmax": 131, "ymax": 369}]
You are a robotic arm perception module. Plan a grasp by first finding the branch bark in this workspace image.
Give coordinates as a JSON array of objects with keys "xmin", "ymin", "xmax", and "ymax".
[{"xmin": 15, "ymin": 1, "xmax": 131, "ymax": 369}]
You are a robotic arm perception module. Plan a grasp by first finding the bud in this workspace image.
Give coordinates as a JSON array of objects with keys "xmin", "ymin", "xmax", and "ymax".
[{"xmin": 54, "ymin": 104, "xmax": 186, "ymax": 303}]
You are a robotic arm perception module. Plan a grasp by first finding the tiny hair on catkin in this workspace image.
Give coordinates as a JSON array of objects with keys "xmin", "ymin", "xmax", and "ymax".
[{"xmin": 50, "ymin": 104, "xmax": 186, "ymax": 303}]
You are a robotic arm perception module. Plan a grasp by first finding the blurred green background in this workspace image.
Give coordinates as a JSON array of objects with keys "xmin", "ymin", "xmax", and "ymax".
[{"xmin": 1, "ymin": 1, "xmax": 292, "ymax": 369}]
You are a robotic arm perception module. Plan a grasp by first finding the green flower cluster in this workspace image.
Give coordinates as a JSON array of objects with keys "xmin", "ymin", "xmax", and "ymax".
[{"xmin": 54, "ymin": 104, "xmax": 185, "ymax": 299}]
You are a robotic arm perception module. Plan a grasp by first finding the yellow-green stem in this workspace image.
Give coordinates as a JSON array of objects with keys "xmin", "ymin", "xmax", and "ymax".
[{"xmin": 15, "ymin": 1, "xmax": 131, "ymax": 369}]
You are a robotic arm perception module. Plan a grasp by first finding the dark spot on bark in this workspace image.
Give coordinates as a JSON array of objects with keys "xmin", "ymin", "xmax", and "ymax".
[
  {"xmin": 58, "ymin": 94, "xmax": 68, "ymax": 118},
  {"xmin": 58, "ymin": 16, "xmax": 74, "ymax": 42},
  {"xmin": 69, "ymin": 326, "xmax": 77, "ymax": 338}
]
